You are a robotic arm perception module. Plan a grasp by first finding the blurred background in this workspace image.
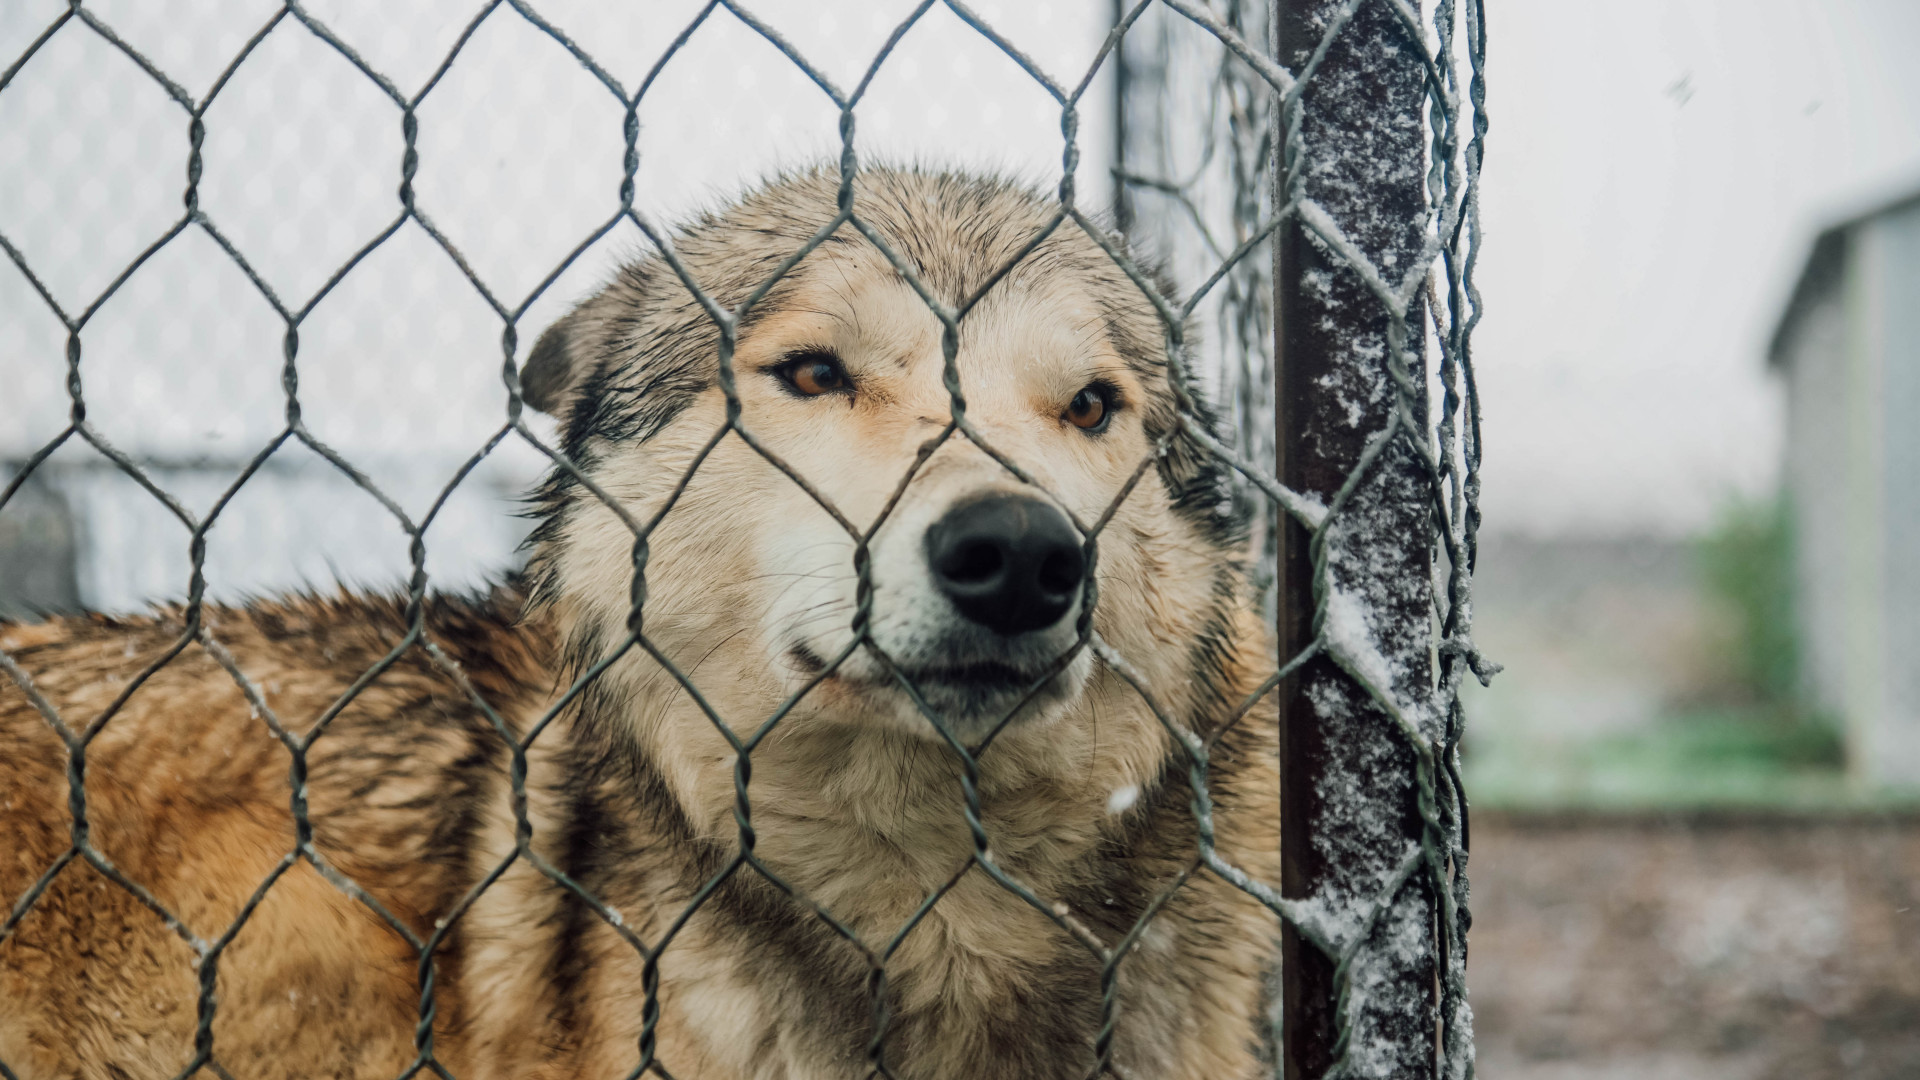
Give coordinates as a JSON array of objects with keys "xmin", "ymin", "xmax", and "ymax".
[{"xmin": 1, "ymin": 1, "xmax": 1916, "ymax": 1077}]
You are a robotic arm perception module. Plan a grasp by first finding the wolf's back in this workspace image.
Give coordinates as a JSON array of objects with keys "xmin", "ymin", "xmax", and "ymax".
[{"xmin": 0, "ymin": 593, "xmax": 546, "ymax": 1080}]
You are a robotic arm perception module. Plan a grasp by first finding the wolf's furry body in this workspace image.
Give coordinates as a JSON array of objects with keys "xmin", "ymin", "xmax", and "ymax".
[{"xmin": 1, "ymin": 169, "xmax": 1281, "ymax": 1079}]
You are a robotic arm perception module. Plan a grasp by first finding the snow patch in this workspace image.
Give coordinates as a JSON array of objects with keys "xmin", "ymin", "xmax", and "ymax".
[{"xmin": 1324, "ymin": 583, "xmax": 1397, "ymax": 695}]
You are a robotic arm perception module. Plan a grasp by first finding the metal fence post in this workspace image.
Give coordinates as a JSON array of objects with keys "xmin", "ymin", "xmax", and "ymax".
[
  {"xmin": 1273, "ymin": 1, "xmax": 1440, "ymax": 1077},
  {"xmin": 1109, "ymin": 0, "xmax": 1131, "ymax": 236}
]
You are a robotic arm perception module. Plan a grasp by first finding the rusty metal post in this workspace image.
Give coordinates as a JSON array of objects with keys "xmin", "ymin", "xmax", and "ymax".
[{"xmin": 1274, "ymin": 1, "xmax": 1438, "ymax": 1077}]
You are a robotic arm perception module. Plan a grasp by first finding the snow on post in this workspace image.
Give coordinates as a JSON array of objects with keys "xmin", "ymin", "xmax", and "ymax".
[{"xmin": 1273, "ymin": 1, "xmax": 1488, "ymax": 1078}]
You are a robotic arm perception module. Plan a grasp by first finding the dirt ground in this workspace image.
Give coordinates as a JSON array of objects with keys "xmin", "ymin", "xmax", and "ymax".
[{"xmin": 1467, "ymin": 812, "xmax": 1920, "ymax": 1080}]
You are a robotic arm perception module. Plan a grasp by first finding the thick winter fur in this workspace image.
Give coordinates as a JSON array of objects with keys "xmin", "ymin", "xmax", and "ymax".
[{"xmin": 0, "ymin": 168, "xmax": 1281, "ymax": 1080}]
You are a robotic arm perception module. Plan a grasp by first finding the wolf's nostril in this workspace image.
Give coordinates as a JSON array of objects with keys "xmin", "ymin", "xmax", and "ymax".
[
  {"xmin": 1038, "ymin": 549, "xmax": 1083, "ymax": 595},
  {"xmin": 941, "ymin": 539, "xmax": 1005, "ymax": 584},
  {"xmin": 925, "ymin": 494, "xmax": 1085, "ymax": 636}
]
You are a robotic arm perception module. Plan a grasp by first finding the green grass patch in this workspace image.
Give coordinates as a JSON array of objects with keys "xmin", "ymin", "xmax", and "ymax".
[{"xmin": 1458, "ymin": 707, "xmax": 1917, "ymax": 812}]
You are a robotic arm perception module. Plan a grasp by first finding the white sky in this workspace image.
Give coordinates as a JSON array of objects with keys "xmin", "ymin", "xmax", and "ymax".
[{"xmin": 1476, "ymin": 0, "xmax": 1920, "ymax": 536}]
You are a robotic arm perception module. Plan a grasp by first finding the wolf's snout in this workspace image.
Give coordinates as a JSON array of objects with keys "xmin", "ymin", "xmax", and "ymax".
[{"xmin": 925, "ymin": 494, "xmax": 1085, "ymax": 636}]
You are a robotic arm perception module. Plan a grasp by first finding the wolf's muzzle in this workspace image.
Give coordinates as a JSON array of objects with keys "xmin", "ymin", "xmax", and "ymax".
[{"xmin": 925, "ymin": 493, "xmax": 1085, "ymax": 636}]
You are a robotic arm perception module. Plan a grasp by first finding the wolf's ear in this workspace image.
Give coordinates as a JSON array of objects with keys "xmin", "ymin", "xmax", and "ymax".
[{"xmin": 522, "ymin": 310, "xmax": 591, "ymax": 417}]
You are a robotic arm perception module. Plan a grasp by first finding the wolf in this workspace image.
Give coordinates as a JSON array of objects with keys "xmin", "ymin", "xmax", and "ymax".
[{"xmin": 0, "ymin": 167, "xmax": 1282, "ymax": 1080}]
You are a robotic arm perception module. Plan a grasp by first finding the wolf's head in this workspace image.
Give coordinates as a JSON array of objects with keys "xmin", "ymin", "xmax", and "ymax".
[{"xmin": 522, "ymin": 168, "xmax": 1253, "ymax": 829}]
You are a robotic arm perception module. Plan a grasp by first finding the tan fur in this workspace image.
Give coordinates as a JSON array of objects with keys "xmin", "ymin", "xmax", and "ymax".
[{"xmin": 2, "ymin": 168, "xmax": 1281, "ymax": 1079}]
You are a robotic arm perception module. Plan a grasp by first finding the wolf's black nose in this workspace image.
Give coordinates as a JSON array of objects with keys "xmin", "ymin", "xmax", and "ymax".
[{"xmin": 926, "ymin": 494, "xmax": 1085, "ymax": 636}]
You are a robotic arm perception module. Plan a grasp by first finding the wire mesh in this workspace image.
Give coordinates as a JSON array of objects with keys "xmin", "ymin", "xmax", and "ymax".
[
  {"xmin": 1114, "ymin": 0, "xmax": 1282, "ymax": 612},
  {"xmin": 0, "ymin": 1, "xmax": 1490, "ymax": 1078}
]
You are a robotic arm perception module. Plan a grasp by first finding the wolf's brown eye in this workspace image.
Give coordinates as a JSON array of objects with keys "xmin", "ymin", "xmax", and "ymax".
[
  {"xmin": 1065, "ymin": 384, "xmax": 1112, "ymax": 433},
  {"xmin": 775, "ymin": 352, "xmax": 848, "ymax": 397}
]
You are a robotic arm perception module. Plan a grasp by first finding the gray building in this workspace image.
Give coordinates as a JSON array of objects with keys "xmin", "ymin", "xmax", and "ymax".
[{"xmin": 1769, "ymin": 189, "xmax": 1920, "ymax": 788}]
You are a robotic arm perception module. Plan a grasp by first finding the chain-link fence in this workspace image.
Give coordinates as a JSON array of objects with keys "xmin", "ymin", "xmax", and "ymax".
[
  {"xmin": 0, "ymin": 1, "xmax": 1489, "ymax": 1077},
  {"xmin": 1113, "ymin": 0, "xmax": 1282, "ymax": 613}
]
